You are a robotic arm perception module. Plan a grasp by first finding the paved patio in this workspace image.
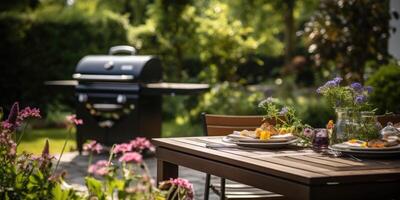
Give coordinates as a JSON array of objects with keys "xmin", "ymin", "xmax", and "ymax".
[{"xmin": 59, "ymin": 152, "xmax": 219, "ymax": 200}]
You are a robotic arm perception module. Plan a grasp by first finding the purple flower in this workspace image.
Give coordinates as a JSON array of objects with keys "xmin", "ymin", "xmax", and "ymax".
[
  {"xmin": 350, "ymin": 82, "xmax": 363, "ymax": 92},
  {"xmin": 118, "ymin": 152, "xmax": 142, "ymax": 163},
  {"xmin": 325, "ymin": 80, "xmax": 338, "ymax": 87},
  {"xmin": 333, "ymin": 77, "xmax": 343, "ymax": 84},
  {"xmin": 37, "ymin": 139, "xmax": 54, "ymax": 170},
  {"xmin": 364, "ymin": 86, "xmax": 373, "ymax": 93},
  {"xmin": 316, "ymin": 87, "xmax": 323, "ymax": 94},
  {"xmin": 278, "ymin": 107, "xmax": 289, "ymax": 115},
  {"xmin": 354, "ymin": 95, "xmax": 367, "ymax": 104},
  {"xmin": 42, "ymin": 139, "xmax": 50, "ymax": 157},
  {"xmin": 258, "ymin": 97, "xmax": 274, "ymax": 107},
  {"xmin": 5, "ymin": 102, "xmax": 19, "ymax": 129}
]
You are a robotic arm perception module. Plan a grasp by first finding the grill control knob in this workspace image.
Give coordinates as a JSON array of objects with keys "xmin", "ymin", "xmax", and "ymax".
[
  {"xmin": 104, "ymin": 61, "xmax": 114, "ymax": 70},
  {"xmin": 78, "ymin": 94, "xmax": 88, "ymax": 102},
  {"xmin": 117, "ymin": 94, "xmax": 127, "ymax": 104}
]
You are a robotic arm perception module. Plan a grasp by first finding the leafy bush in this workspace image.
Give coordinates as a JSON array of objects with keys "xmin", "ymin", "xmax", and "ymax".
[
  {"xmin": 189, "ymin": 82, "xmax": 264, "ymax": 121},
  {"xmin": 303, "ymin": 0, "xmax": 391, "ymax": 82},
  {"xmin": 366, "ymin": 63, "xmax": 400, "ymax": 114},
  {"xmin": 295, "ymin": 97, "xmax": 334, "ymax": 128},
  {"xmin": 0, "ymin": 10, "xmax": 128, "ymax": 113}
]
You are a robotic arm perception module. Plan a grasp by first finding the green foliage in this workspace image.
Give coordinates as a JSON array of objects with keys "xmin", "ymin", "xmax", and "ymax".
[
  {"xmin": 295, "ymin": 97, "xmax": 334, "ymax": 128},
  {"xmin": 190, "ymin": 82, "xmax": 264, "ymax": 120},
  {"xmin": 258, "ymin": 97, "xmax": 304, "ymax": 132},
  {"xmin": 366, "ymin": 62, "xmax": 400, "ymax": 114},
  {"xmin": 52, "ymin": 183, "xmax": 81, "ymax": 200},
  {"xmin": 303, "ymin": 0, "xmax": 391, "ymax": 82},
  {"xmin": 0, "ymin": 0, "xmax": 321, "ymax": 115},
  {"xmin": 85, "ymin": 177, "xmax": 106, "ymax": 200},
  {"xmin": 0, "ymin": 4, "xmax": 129, "ymax": 111}
]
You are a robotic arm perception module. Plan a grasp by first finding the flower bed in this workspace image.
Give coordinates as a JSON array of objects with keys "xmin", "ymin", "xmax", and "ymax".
[{"xmin": 0, "ymin": 102, "xmax": 193, "ymax": 200}]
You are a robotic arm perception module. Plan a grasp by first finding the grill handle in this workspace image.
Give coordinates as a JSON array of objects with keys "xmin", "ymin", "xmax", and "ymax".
[
  {"xmin": 109, "ymin": 45, "xmax": 136, "ymax": 55},
  {"xmin": 92, "ymin": 103, "xmax": 123, "ymax": 111}
]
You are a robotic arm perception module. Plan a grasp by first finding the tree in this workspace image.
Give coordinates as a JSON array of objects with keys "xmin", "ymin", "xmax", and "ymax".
[{"xmin": 304, "ymin": 0, "xmax": 391, "ymax": 83}]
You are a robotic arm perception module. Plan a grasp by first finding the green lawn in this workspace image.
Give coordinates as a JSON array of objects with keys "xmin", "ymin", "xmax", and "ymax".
[
  {"xmin": 17, "ymin": 120, "xmax": 202, "ymax": 154},
  {"xmin": 17, "ymin": 128, "xmax": 76, "ymax": 155}
]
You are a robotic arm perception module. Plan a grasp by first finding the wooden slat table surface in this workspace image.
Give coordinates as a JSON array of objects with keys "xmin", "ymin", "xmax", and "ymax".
[{"xmin": 153, "ymin": 136, "xmax": 400, "ymax": 200}]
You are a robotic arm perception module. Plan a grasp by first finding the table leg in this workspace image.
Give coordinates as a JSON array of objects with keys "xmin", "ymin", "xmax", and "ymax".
[{"xmin": 157, "ymin": 159, "xmax": 178, "ymax": 184}]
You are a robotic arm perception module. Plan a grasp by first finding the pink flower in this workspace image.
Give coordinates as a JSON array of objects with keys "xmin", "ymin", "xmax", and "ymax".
[
  {"xmin": 118, "ymin": 152, "xmax": 142, "ymax": 163},
  {"xmin": 1, "ymin": 121, "xmax": 13, "ymax": 130},
  {"xmin": 303, "ymin": 128, "xmax": 314, "ymax": 138},
  {"xmin": 170, "ymin": 178, "xmax": 194, "ymax": 199},
  {"xmin": 83, "ymin": 140, "xmax": 103, "ymax": 154},
  {"xmin": 18, "ymin": 107, "xmax": 41, "ymax": 120},
  {"xmin": 170, "ymin": 178, "xmax": 193, "ymax": 191},
  {"xmin": 1, "ymin": 103, "xmax": 41, "ymax": 131},
  {"xmin": 113, "ymin": 143, "xmax": 132, "ymax": 154},
  {"xmin": 87, "ymin": 160, "xmax": 110, "ymax": 176},
  {"xmin": 130, "ymin": 137, "xmax": 154, "ymax": 152},
  {"xmin": 66, "ymin": 114, "xmax": 83, "ymax": 125},
  {"xmin": 8, "ymin": 141, "xmax": 16, "ymax": 157}
]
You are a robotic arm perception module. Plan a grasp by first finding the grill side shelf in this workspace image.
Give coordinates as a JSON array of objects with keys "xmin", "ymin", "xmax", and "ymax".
[
  {"xmin": 141, "ymin": 82, "xmax": 209, "ymax": 95},
  {"xmin": 45, "ymin": 80, "xmax": 78, "ymax": 87}
]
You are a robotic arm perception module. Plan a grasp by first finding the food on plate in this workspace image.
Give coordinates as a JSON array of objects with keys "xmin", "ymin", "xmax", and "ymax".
[
  {"xmin": 233, "ymin": 122, "xmax": 296, "ymax": 141},
  {"xmin": 367, "ymin": 139, "xmax": 386, "ymax": 148},
  {"xmin": 256, "ymin": 122, "xmax": 296, "ymax": 140},
  {"xmin": 255, "ymin": 128, "xmax": 263, "ymax": 138},
  {"xmin": 342, "ymin": 138, "xmax": 399, "ymax": 149},
  {"xmin": 259, "ymin": 131, "xmax": 271, "ymax": 140},
  {"xmin": 345, "ymin": 139, "xmax": 367, "ymax": 147},
  {"xmin": 239, "ymin": 130, "xmax": 257, "ymax": 138}
]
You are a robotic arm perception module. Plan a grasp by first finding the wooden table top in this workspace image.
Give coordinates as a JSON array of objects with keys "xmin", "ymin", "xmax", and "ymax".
[{"xmin": 153, "ymin": 136, "xmax": 400, "ymax": 185}]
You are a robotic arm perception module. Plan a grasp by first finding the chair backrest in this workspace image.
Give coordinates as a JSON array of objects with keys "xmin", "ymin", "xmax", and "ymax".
[
  {"xmin": 377, "ymin": 114, "xmax": 400, "ymax": 126},
  {"xmin": 202, "ymin": 113, "xmax": 275, "ymax": 136}
]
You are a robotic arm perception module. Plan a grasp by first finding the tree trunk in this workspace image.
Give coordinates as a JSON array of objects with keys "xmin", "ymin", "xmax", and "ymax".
[{"xmin": 284, "ymin": 0, "xmax": 295, "ymax": 66}]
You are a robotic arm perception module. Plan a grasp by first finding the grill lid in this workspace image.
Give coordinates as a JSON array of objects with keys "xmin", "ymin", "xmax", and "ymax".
[{"xmin": 73, "ymin": 46, "xmax": 162, "ymax": 83}]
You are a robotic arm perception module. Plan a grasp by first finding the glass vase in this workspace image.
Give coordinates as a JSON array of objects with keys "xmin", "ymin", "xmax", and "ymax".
[
  {"xmin": 334, "ymin": 108, "xmax": 361, "ymax": 143},
  {"xmin": 358, "ymin": 111, "xmax": 380, "ymax": 141},
  {"xmin": 334, "ymin": 108, "xmax": 350, "ymax": 143}
]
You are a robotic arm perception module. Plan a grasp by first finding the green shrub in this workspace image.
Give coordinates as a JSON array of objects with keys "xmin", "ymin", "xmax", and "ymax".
[
  {"xmin": 295, "ymin": 97, "xmax": 335, "ymax": 128},
  {"xmin": 189, "ymin": 82, "xmax": 264, "ymax": 121},
  {"xmin": 366, "ymin": 63, "xmax": 400, "ymax": 114},
  {"xmin": 0, "ymin": 11, "xmax": 128, "ymax": 112}
]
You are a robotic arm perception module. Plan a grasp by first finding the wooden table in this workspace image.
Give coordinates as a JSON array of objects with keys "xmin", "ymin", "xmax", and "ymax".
[{"xmin": 153, "ymin": 136, "xmax": 400, "ymax": 200}]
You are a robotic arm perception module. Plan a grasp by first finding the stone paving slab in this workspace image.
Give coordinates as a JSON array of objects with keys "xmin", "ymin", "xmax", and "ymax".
[{"xmin": 58, "ymin": 152, "xmax": 219, "ymax": 200}]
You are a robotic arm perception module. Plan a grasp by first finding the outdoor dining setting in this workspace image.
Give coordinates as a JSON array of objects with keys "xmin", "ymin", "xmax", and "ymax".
[{"xmin": 1, "ymin": 0, "xmax": 400, "ymax": 200}]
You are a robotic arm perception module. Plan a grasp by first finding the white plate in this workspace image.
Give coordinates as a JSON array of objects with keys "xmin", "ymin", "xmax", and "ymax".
[
  {"xmin": 329, "ymin": 146, "xmax": 400, "ymax": 158},
  {"xmin": 332, "ymin": 143, "xmax": 400, "ymax": 151},
  {"xmin": 228, "ymin": 131, "xmax": 295, "ymax": 143},
  {"xmin": 222, "ymin": 136, "xmax": 298, "ymax": 148}
]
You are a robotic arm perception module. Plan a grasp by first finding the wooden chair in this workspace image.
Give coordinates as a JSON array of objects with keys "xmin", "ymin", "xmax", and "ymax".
[
  {"xmin": 201, "ymin": 113, "xmax": 285, "ymax": 200},
  {"xmin": 377, "ymin": 114, "xmax": 400, "ymax": 127}
]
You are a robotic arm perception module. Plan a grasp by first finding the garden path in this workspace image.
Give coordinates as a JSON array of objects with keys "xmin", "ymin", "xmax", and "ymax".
[{"xmin": 59, "ymin": 152, "xmax": 219, "ymax": 200}]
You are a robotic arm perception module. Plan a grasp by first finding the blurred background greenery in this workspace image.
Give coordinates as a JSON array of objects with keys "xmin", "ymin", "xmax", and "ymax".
[{"xmin": 1, "ymin": 0, "xmax": 399, "ymax": 153}]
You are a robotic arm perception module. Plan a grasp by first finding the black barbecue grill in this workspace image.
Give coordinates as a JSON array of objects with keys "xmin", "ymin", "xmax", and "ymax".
[{"xmin": 46, "ymin": 45, "xmax": 208, "ymax": 152}]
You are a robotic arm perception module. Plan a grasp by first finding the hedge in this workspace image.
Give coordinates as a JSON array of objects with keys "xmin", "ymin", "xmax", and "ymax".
[{"xmin": 0, "ymin": 13, "xmax": 128, "ymax": 112}]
